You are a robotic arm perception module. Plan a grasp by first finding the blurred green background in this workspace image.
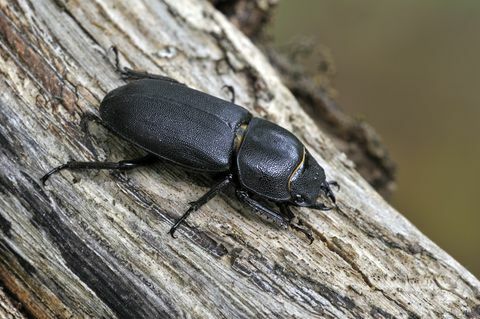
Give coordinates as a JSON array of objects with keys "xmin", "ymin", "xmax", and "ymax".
[{"xmin": 271, "ymin": 0, "xmax": 480, "ymax": 278}]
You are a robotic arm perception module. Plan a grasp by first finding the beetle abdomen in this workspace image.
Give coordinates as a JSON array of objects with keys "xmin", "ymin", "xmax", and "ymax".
[
  {"xmin": 100, "ymin": 79, "xmax": 251, "ymax": 171},
  {"xmin": 236, "ymin": 118, "xmax": 304, "ymax": 201}
]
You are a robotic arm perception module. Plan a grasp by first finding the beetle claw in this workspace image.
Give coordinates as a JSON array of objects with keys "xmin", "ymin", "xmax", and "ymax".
[
  {"xmin": 167, "ymin": 227, "xmax": 178, "ymax": 239},
  {"xmin": 321, "ymin": 181, "xmax": 337, "ymax": 204},
  {"xmin": 289, "ymin": 219, "xmax": 314, "ymax": 244},
  {"xmin": 328, "ymin": 180, "xmax": 340, "ymax": 191},
  {"xmin": 40, "ymin": 163, "xmax": 69, "ymax": 185}
]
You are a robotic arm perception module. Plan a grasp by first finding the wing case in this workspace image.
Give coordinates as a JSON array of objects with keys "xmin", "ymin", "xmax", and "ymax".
[{"xmin": 100, "ymin": 79, "xmax": 251, "ymax": 171}]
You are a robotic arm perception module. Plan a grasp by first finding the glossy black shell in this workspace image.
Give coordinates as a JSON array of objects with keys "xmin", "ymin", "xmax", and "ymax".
[
  {"xmin": 236, "ymin": 118, "xmax": 304, "ymax": 201},
  {"xmin": 100, "ymin": 78, "xmax": 318, "ymax": 204},
  {"xmin": 100, "ymin": 79, "xmax": 251, "ymax": 171}
]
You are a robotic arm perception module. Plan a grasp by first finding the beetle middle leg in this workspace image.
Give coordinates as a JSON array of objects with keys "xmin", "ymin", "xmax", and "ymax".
[
  {"xmin": 168, "ymin": 174, "xmax": 233, "ymax": 238},
  {"xmin": 41, "ymin": 154, "xmax": 158, "ymax": 185}
]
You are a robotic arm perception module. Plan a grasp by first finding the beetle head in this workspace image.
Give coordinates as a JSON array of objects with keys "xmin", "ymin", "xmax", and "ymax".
[{"xmin": 289, "ymin": 150, "xmax": 338, "ymax": 209}]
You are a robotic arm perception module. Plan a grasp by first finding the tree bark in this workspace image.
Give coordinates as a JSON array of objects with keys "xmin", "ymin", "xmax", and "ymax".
[{"xmin": 0, "ymin": 0, "xmax": 478, "ymax": 318}]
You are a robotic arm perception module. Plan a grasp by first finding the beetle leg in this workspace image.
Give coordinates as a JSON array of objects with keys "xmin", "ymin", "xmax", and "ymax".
[
  {"xmin": 221, "ymin": 85, "xmax": 235, "ymax": 103},
  {"xmin": 168, "ymin": 174, "xmax": 233, "ymax": 238},
  {"xmin": 108, "ymin": 46, "xmax": 181, "ymax": 84},
  {"xmin": 278, "ymin": 204, "xmax": 314, "ymax": 244},
  {"xmin": 320, "ymin": 180, "xmax": 337, "ymax": 204},
  {"xmin": 328, "ymin": 180, "xmax": 340, "ymax": 191},
  {"xmin": 40, "ymin": 154, "xmax": 158, "ymax": 185},
  {"xmin": 79, "ymin": 112, "xmax": 106, "ymax": 158},
  {"xmin": 119, "ymin": 67, "xmax": 184, "ymax": 85},
  {"xmin": 311, "ymin": 202, "xmax": 335, "ymax": 211},
  {"xmin": 235, "ymin": 190, "xmax": 289, "ymax": 229}
]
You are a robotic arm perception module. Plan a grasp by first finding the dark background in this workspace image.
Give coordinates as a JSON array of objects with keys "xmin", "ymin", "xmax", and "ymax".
[{"xmin": 271, "ymin": 0, "xmax": 480, "ymax": 278}]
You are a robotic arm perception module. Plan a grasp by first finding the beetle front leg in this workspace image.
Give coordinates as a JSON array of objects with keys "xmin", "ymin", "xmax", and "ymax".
[
  {"xmin": 168, "ymin": 174, "xmax": 233, "ymax": 238},
  {"xmin": 278, "ymin": 204, "xmax": 314, "ymax": 244},
  {"xmin": 41, "ymin": 154, "xmax": 158, "ymax": 185},
  {"xmin": 235, "ymin": 190, "xmax": 289, "ymax": 229}
]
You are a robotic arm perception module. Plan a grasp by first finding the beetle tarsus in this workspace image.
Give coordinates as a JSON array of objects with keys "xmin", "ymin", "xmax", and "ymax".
[
  {"xmin": 328, "ymin": 180, "xmax": 340, "ymax": 191},
  {"xmin": 278, "ymin": 204, "xmax": 314, "ymax": 244},
  {"xmin": 119, "ymin": 67, "xmax": 183, "ymax": 85},
  {"xmin": 106, "ymin": 45, "xmax": 121, "ymax": 70},
  {"xmin": 289, "ymin": 220, "xmax": 314, "ymax": 245},
  {"xmin": 321, "ymin": 180, "xmax": 337, "ymax": 204},
  {"xmin": 108, "ymin": 46, "xmax": 182, "ymax": 84},
  {"xmin": 41, "ymin": 163, "xmax": 69, "ymax": 185},
  {"xmin": 168, "ymin": 206, "xmax": 196, "ymax": 238}
]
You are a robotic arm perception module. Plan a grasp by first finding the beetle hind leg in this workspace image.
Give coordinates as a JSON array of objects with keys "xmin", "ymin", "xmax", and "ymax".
[
  {"xmin": 119, "ymin": 67, "xmax": 184, "ymax": 85},
  {"xmin": 107, "ymin": 46, "xmax": 181, "ymax": 84},
  {"xmin": 40, "ymin": 154, "xmax": 157, "ymax": 185}
]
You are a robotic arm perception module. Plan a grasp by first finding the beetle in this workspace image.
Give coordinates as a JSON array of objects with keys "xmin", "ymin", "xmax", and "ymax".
[{"xmin": 41, "ymin": 68, "xmax": 338, "ymax": 242}]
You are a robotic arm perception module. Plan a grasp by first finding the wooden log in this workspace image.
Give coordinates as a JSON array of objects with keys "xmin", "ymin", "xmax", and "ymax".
[
  {"xmin": 0, "ymin": 0, "xmax": 478, "ymax": 318},
  {"xmin": 0, "ymin": 286, "xmax": 25, "ymax": 319}
]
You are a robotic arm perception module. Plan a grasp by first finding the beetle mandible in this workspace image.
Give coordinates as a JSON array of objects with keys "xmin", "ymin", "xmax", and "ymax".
[{"xmin": 41, "ymin": 68, "xmax": 339, "ymax": 242}]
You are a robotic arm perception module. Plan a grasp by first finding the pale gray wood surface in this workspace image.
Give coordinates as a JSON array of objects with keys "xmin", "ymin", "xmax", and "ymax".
[{"xmin": 0, "ymin": 0, "xmax": 479, "ymax": 318}]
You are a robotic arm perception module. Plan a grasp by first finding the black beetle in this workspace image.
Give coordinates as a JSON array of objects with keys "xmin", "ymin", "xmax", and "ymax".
[{"xmin": 41, "ymin": 68, "xmax": 338, "ymax": 242}]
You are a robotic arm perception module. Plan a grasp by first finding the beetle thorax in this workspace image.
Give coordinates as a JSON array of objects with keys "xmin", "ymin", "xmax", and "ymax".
[{"xmin": 235, "ymin": 118, "xmax": 305, "ymax": 202}]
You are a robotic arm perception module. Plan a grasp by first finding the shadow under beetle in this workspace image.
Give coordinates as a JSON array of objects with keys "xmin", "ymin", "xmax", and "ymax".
[{"xmin": 41, "ymin": 68, "xmax": 339, "ymax": 243}]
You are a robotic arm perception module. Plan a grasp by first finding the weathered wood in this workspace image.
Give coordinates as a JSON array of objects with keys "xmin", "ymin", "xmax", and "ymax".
[
  {"xmin": 0, "ymin": 287, "xmax": 25, "ymax": 319},
  {"xmin": 210, "ymin": 0, "xmax": 278, "ymax": 38},
  {"xmin": 0, "ymin": 0, "xmax": 479, "ymax": 318}
]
